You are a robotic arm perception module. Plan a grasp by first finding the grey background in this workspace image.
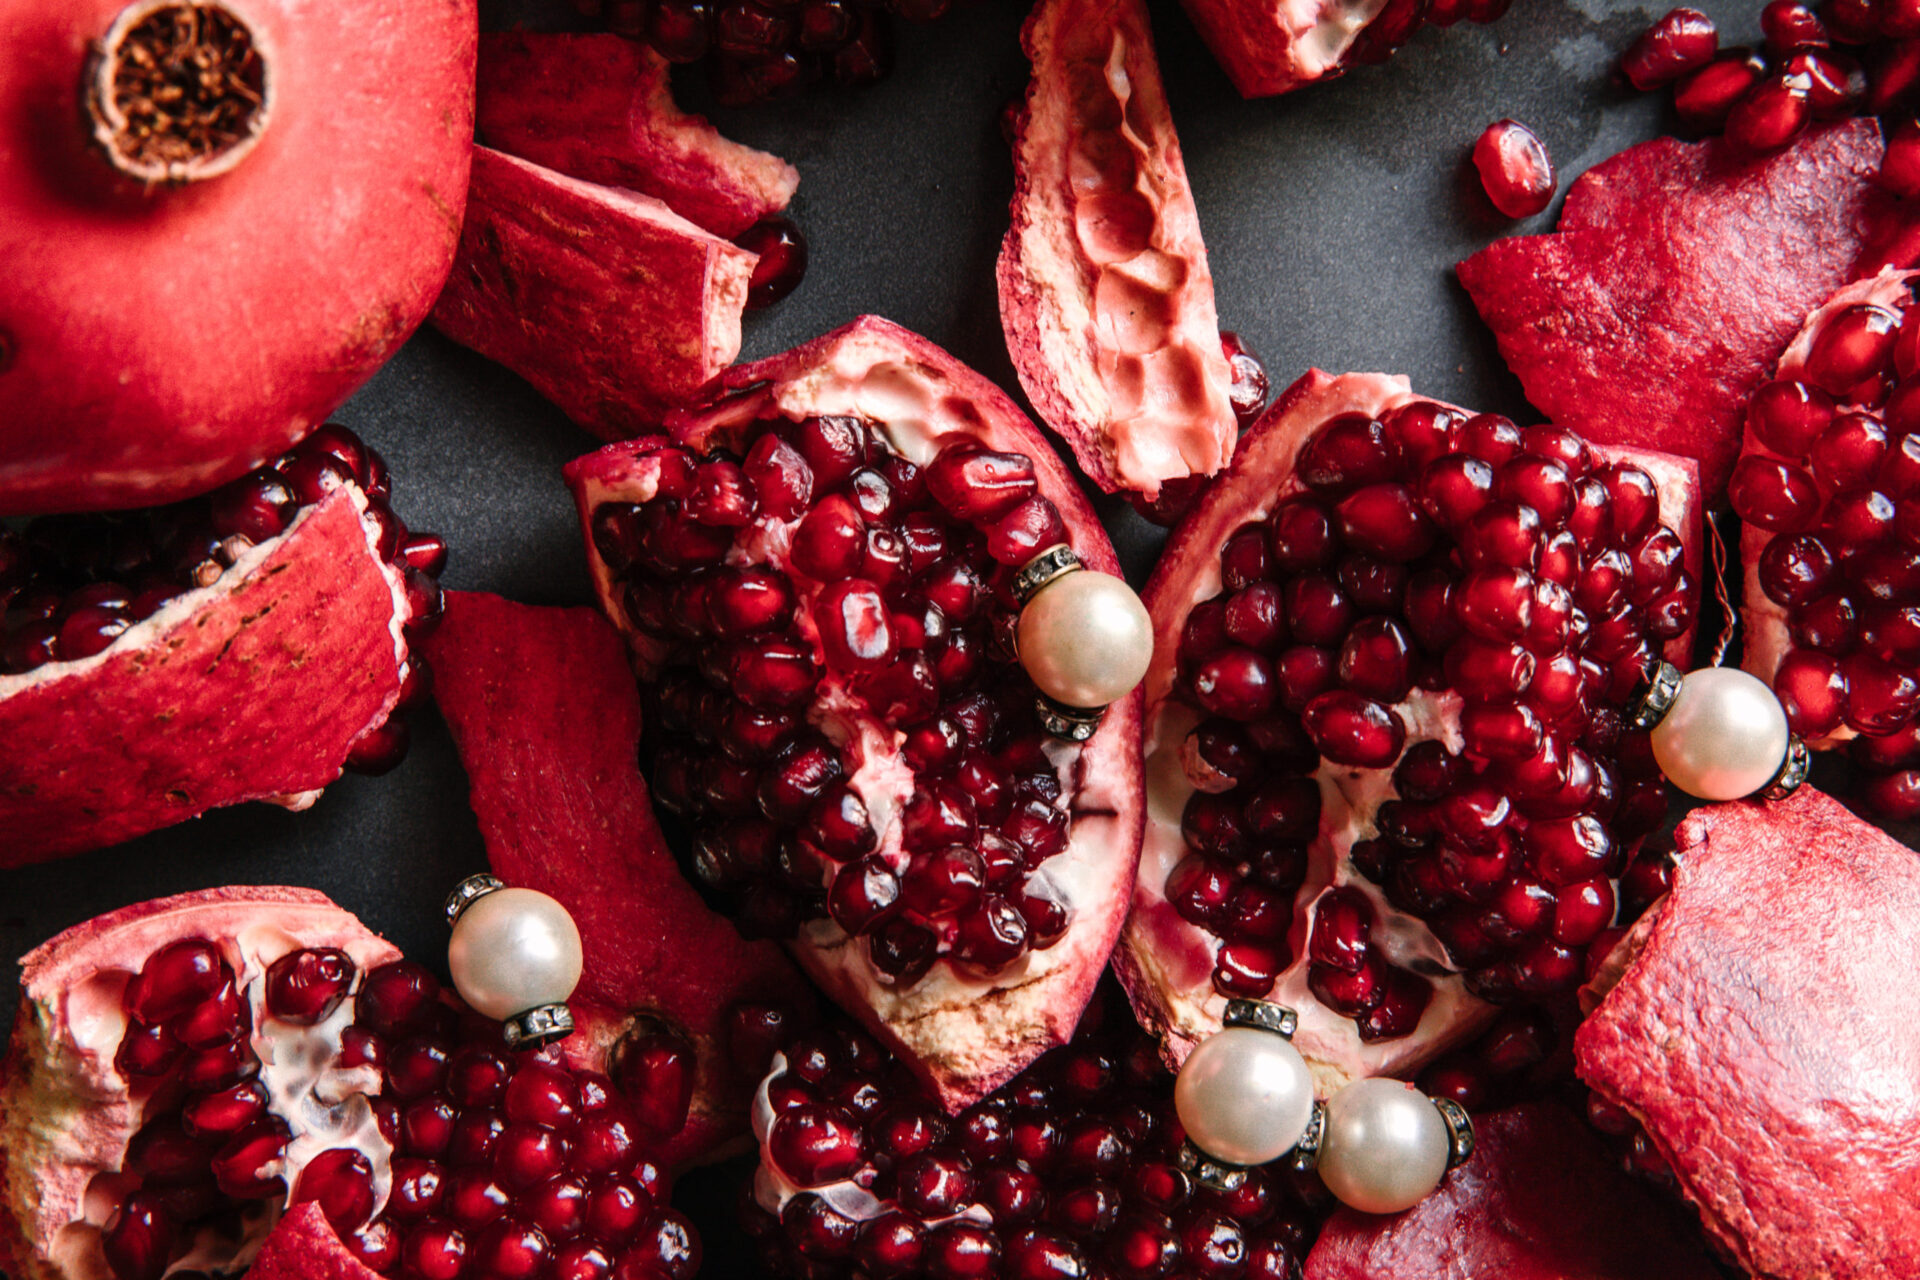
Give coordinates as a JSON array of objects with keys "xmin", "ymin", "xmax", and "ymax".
[{"xmin": 0, "ymin": 0, "xmax": 1819, "ymax": 1266}]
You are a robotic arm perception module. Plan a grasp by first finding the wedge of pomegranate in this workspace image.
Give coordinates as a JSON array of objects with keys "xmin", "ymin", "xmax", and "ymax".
[
  {"xmin": 424, "ymin": 590, "xmax": 818, "ymax": 1168},
  {"xmin": 0, "ymin": 887, "xmax": 706, "ymax": 1280},
  {"xmin": 1459, "ymin": 118, "xmax": 1920, "ymax": 494},
  {"xmin": 564, "ymin": 316, "xmax": 1145, "ymax": 1112},
  {"xmin": 744, "ymin": 989, "xmax": 1326, "ymax": 1280},
  {"xmin": 998, "ymin": 0, "xmax": 1236, "ymax": 500},
  {"xmin": 474, "ymin": 33, "xmax": 798, "ymax": 241},
  {"xmin": 1577, "ymin": 787, "xmax": 1920, "ymax": 1280},
  {"xmin": 429, "ymin": 148, "xmax": 756, "ymax": 441},
  {"xmin": 1177, "ymin": 0, "xmax": 1514, "ymax": 98},
  {"xmin": 1302, "ymin": 1104, "xmax": 1718, "ymax": 1280},
  {"xmin": 0, "ymin": 425, "xmax": 444, "ymax": 864},
  {"xmin": 1117, "ymin": 370, "xmax": 1702, "ymax": 1091}
]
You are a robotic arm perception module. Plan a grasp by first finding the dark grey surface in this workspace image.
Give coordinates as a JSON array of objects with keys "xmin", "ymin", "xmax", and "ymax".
[{"xmin": 0, "ymin": 0, "xmax": 1800, "ymax": 1265}]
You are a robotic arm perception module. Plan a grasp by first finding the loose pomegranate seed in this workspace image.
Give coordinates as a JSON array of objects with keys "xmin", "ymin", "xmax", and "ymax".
[
  {"xmin": 1674, "ymin": 49, "xmax": 1770, "ymax": 129},
  {"xmin": 1473, "ymin": 119, "xmax": 1557, "ymax": 218},
  {"xmin": 736, "ymin": 216, "xmax": 809, "ymax": 309},
  {"xmin": 1621, "ymin": 6, "xmax": 1719, "ymax": 87},
  {"xmin": 1762, "ymin": 0, "xmax": 1829, "ymax": 52}
]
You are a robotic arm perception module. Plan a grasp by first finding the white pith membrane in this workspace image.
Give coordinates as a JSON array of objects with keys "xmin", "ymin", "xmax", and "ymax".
[
  {"xmin": 1741, "ymin": 266, "xmax": 1920, "ymax": 747},
  {"xmin": 1181, "ymin": 0, "xmax": 1392, "ymax": 90},
  {"xmin": 0, "ymin": 483, "xmax": 414, "ymax": 810},
  {"xmin": 572, "ymin": 321, "xmax": 1142, "ymax": 1111},
  {"xmin": 1117, "ymin": 371, "xmax": 1701, "ymax": 1096},
  {"xmin": 1285, "ymin": 0, "xmax": 1394, "ymax": 78},
  {"xmin": 1001, "ymin": 0, "xmax": 1236, "ymax": 498},
  {"xmin": 4, "ymin": 891, "xmax": 401, "ymax": 1280}
]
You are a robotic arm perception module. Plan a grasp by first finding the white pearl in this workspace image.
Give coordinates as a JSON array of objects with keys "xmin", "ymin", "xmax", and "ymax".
[
  {"xmin": 1317, "ymin": 1078, "xmax": 1452, "ymax": 1215},
  {"xmin": 1173, "ymin": 1026, "xmax": 1316, "ymax": 1167},
  {"xmin": 1017, "ymin": 569, "xmax": 1154, "ymax": 708},
  {"xmin": 1650, "ymin": 667, "xmax": 1790, "ymax": 800},
  {"xmin": 448, "ymin": 887, "xmax": 583, "ymax": 1021}
]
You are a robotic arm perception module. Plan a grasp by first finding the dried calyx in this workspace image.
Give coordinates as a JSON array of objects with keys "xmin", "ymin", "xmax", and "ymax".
[{"xmin": 87, "ymin": 1, "xmax": 271, "ymax": 184}]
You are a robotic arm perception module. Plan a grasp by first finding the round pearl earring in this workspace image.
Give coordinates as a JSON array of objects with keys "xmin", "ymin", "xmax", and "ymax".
[
  {"xmin": 1313, "ymin": 1078, "xmax": 1472, "ymax": 1215},
  {"xmin": 1173, "ymin": 1001, "xmax": 1316, "ymax": 1168},
  {"xmin": 446, "ymin": 874, "xmax": 583, "ymax": 1049},
  {"xmin": 1012, "ymin": 545, "xmax": 1153, "ymax": 741},
  {"xmin": 1634, "ymin": 661, "xmax": 1809, "ymax": 802}
]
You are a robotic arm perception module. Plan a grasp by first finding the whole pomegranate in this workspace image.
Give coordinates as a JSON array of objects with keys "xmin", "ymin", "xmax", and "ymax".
[
  {"xmin": 1119, "ymin": 369, "xmax": 1702, "ymax": 1087},
  {"xmin": 0, "ymin": 0, "xmax": 475, "ymax": 514},
  {"xmin": 565, "ymin": 316, "xmax": 1146, "ymax": 1113}
]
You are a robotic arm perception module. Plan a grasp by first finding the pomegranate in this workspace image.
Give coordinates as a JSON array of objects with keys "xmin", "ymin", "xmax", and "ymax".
[
  {"xmin": 428, "ymin": 147, "xmax": 757, "ymax": 442},
  {"xmin": 1471, "ymin": 120, "xmax": 1556, "ymax": 219},
  {"xmin": 1459, "ymin": 118, "xmax": 1920, "ymax": 494},
  {"xmin": 423, "ymin": 589, "xmax": 820, "ymax": 1167},
  {"xmin": 745, "ymin": 988, "xmax": 1328, "ymax": 1280},
  {"xmin": 1302, "ymin": 1104, "xmax": 1719, "ymax": 1279},
  {"xmin": 1117, "ymin": 369, "xmax": 1702, "ymax": 1090},
  {"xmin": 563, "ymin": 316, "xmax": 1146, "ymax": 1111},
  {"xmin": 1618, "ymin": 8, "xmax": 1719, "ymax": 91},
  {"xmin": 0, "ymin": 887, "xmax": 711, "ymax": 1280},
  {"xmin": 0, "ymin": 0, "xmax": 473, "ymax": 514},
  {"xmin": 1577, "ymin": 787, "xmax": 1920, "ymax": 1280},
  {"xmin": 0, "ymin": 424, "xmax": 444, "ymax": 863},
  {"xmin": 474, "ymin": 32, "xmax": 798, "ymax": 240},
  {"xmin": 1175, "ymin": 0, "xmax": 1514, "ymax": 98},
  {"xmin": 998, "ymin": 0, "xmax": 1237, "ymax": 500}
]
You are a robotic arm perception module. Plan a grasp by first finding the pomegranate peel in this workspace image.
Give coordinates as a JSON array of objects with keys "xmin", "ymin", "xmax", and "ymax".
[
  {"xmin": 422, "ymin": 589, "xmax": 817, "ymax": 1167},
  {"xmin": 247, "ymin": 1204, "xmax": 377, "ymax": 1280},
  {"xmin": 565, "ymin": 316, "xmax": 1146, "ymax": 1112},
  {"xmin": 1576, "ymin": 787, "xmax": 1920, "ymax": 1280},
  {"xmin": 1459, "ymin": 118, "xmax": 1920, "ymax": 495},
  {"xmin": 1176, "ymin": 0, "xmax": 1390, "ymax": 96},
  {"xmin": 0, "ymin": 0, "xmax": 474, "ymax": 514},
  {"xmin": 998, "ymin": 0, "xmax": 1237, "ymax": 499},
  {"xmin": 0, "ymin": 484, "xmax": 414, "ymax": 864},
  {"xmin": 474, "ymin": 32, "xmax": 798, "ymax": 240},
  {"xmin": 1302, "ymin": 1103, "xmax": 1719, "ymax": 1279},
  {"xmin": 1119, "ymin": 368, "xmax": 1702, "ymax": 1094},
  {"xmin": 429, "ymin": 147, "xmax": 756, "ymax": 441}
]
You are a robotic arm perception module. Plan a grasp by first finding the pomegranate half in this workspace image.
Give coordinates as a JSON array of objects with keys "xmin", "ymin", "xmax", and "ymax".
[
  {"xmin": 564, "ymin": 316, "xmax": 1145, "ymax": 1113},
  {"xmin": 1118, "ymin": 370, "xmax": 1702, "ymax": 1090},
  {"xmin": 0, "ymin": 425, "xmax": 444, "ymax": 863},
  {"xmin": 0, "ymin": 0, "xmax": 475, "ymax": 514},
  {"xmin": 0, "ymin": 887, "xmax": 708, "ymax": 1280}
]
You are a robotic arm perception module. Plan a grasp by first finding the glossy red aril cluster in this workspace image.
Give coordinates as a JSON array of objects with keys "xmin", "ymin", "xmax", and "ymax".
[
  {"xmin": 0, "ymin": 423, "xmax": 444, "ymax": 774},
  {"xmin": 1168, "ymin": 403, "xmax": 1693, "ymax": 1020},
  {"xmin": 1620, "ymin": 3, "xmax": 1899, "ymax": 157},
  {"xmin": 103, "ymin": 946, "xmax": 699, "ymax": 1280},
  {"xmin": 1345, "ymin": 0, "xmax": 1514, "ymax": 69},
  {"xmin": 1472, "ymin": 119, "xmax": 1557, "ymax": 219},
  {"xmin": 747, "ymin": 1008, "xmax": 1324, "ymax": 1280},
  {"xmin": 592, "ymin": 420, "xmax": 1080, "ymax": 984}
]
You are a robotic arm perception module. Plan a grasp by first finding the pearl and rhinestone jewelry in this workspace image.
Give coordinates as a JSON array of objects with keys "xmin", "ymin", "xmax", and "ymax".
[
  {"xmin": 445, "ymin": 874, "xmax": 583, "ymax": 1049},
  {"xmin": 1011, "ymin": 544, "xmax": 1154, "ymax": 741},
  {"xmin": 1633, "ymin": 660, "xmax": 1809, "ymax": 802}
]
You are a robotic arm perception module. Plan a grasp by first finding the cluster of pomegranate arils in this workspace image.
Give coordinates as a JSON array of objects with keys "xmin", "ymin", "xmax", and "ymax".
[
  {"xmin": 748, "ymin": 1008, "xmax": 1324, "ymax": 1280},
  {"xmin": 105, "ymin": 939, "xmax": 698, "ymax": 1280},
  {"xmin": 1168, "ymin": 404, "xmax": 1697, "ymax": 1019},
  {"xmin": 1620, "ymin": 0, "xmax": 1920, "ymax": 172},
  {"xmin": 1734, "ymin": 283, "xmax": 1920, "ymax": 810},
  {"xmin": 571, "ymin": 0, "xmax": 926, "ymax": 105},
  {"xmin": 0, "ymin": 424, "xmax": 445, "ymax": 772},
  {"xmin": 594, "ymin": 417, "xmax": 1081, "ymax": 984}
]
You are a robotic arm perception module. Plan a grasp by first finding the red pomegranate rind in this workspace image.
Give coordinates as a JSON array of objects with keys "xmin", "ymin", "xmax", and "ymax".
[
  {"xmin": 429, "ymin": 146, "xmax": 756, "ymax": 440},
  {"xmin": 1118, "ymin": 369, "xmax": 1701, "ymax": 1091},
  {"xmin": 1177, "ymin": 0, "xmax": 1389, "ymax": 96},
  {"xmin": 423, "ymin": 590, "xmax": 816, "ymax": 1166},
  {"xmin": 1576, "ymin": 788, "xmax": 1920, "ymax": 1280},
  {"xmin": 0, "ymin": 888, "xmax": 399, "ymax": 1280},
  {"xmin": 566, "ymin": 316, "xmax": 1146, "ymax": 1112},
  {"xmin": 474, "ymin": 33, "xmax": 798, "ymax": 240},
  {"xmin": 1459, "ymin": 119, "xmax": 1920, "ymax": 495},
  {"xmin": 998, "ymin": 0, "xmax": 1236, "ymax": 499},
  {"xmin": 0, "ymin": 487, "xmax": 409, "ymax": 864},
  {"xmin": 247, "ymin": 1204, "xmax": 378, "ymax": 1280},
  {"xmin": 1302, "ymin": 1104, "xmax": 1719, "ymax": 1280}
]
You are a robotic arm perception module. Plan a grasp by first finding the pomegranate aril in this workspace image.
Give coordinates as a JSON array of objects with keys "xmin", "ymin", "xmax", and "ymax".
[
  {"xmin": 1298, "ymin": 415, "xmax": 1399, "ymax": 495},
  {"xmin": 736, "ymin": 216, "xmax": 809, "ymax": 309},
  {"xmin": 126, "ymin": 939, "xmax": 226, "ymax": 1023},
  {"xmin": 292, "ymin": 1147, "xmax": 377, "ymax": 1233},
  {"xmin": 102, "ymin": 1192, "xmax": 176, "ymax": 1280},
  {"xmin": 791, "ymin": 495, "xmax": 867, "ymax": 581},
  {"xmin": 1336, "ymin": 616, "xmax": 1413, "ymax": 702},
  {"xmin": 830, "ymin": 855, "xmax": 901, "ymax": 933},
  {"xmin": 1726, "ymin": 75, "xmax": 1812, "ymax": 151},
  {"xmin": 211, "ymin": 1117, "xmax": 290, "ymax": 1197},
  {"xmin": 263, "ymin": 946, "xmax": 355, "ymax": 1025},
  {"xmin": 1621, "ymin": 6, "xmax": 1718, "ymax": 87},
  {"xmin": 1191, "ymin": 647, "xmax": 1278, "ymax": 721},
  {"xmin": 1473, "ymin": 118, "xmax": 1557, "ymax": 218},
  {"xmin": 925, "ymin": 444, "xmax": 1038, "ymax": 522},
  {"xmin": 1267, "ymin": 497, "xmax": 1339, "ymax": 571},
  {"xmin": 988, "ymin": 497, "xmax": 1066, "ymax": 566},
  {"xmin": 1676, "ymin": 48, "xmax": 1770, "ymax": 127},
  {"xmin": 403, "ymin": 1219, "xmax": 470, "ymax": 1280},
  {"xmin": 1730, "ymin": 455, "xmax": 1821, "ymax": 531},
  {"xmin": 1336, "ymin": 483, "xmax": 1434, "ymax": 560}
]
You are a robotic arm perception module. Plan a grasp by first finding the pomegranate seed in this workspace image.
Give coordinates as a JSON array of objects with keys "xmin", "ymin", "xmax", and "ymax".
[
  {"xmin": 736, "ymin": 216, "xmax": 809, "ymax": 309},
  {"xmin": 744, "ymin": 435, "xmax": 814, "ymax": 520},
  {"xmin": 1298, "ymin": 415, "xmax": 1399, "ymax": 495},
  {"xmin": 1726, "ymin": 76, "xmax": 1811, "ymax": 151},
  {"xmin": 1267, "ymin": 497, "xmax": 1339, "ymax": 570},
  {"xmin": 925, "ymin": 445, "xmax": 1038, "ymax": 522},
  {"xmin": 1620, "ymin": 7, "xmax": 1718, "ymax": 87},
  {"xmin": 293, "ymin": 1147, "xmax": 377, "ymax": 1232},
  {"xmin": 1473, "ymin": 118, "xmax": 1557, "ymax": 217},
  {"xmin": 125, "ymin": 939, "xmax": 226, "ymax": 1023},
  {"xmin": 358, "ymin": 961, "xmax": 443, "ymax": 1037},
  {"xmin": 403, "ymin": 1220, "xmax": 469, "ymax": 1280},
  {"xmin": 102, "ymin": 1193, "xmax": 176, "ymax": 1280},
  {"xmin": 615, "ymin": 1029, "xmax": 696, "ymax": 1136},
  {"xmin": 1675, "ymin": 49, "xmax": 1770, "ymax": 129},
  {"xmin": 584, "ymin": 1177, "xmax": 652, "ymax": 1241},
  {"xmin": 264, "ymin": 947, "xmax": 355, "ymax": 1025},
  {"xmin": 1763, "ymin": 0, "xmax": 1828, "ymax": 51},
  {"xmin": 1191, "ymin": 648, "xmax": 1278, "ymax": 721},
  {"xmin": 210, "ymin": 1117, "xmax": 290, "ymax": 1197},
  {"xmin": 769, "ymin": 1103, "xmax": 866, "ymax": 1185},
  {"xmin": 791, "ymin": 495, "xmax": 867, "ymax": 581},
  {"xmin": 1730, "ymin": 456, "xmax": 1821, "ymax": 531},
  {"xmin": 1884, "ymin": 119, "xmax": 1920, "ymax": 197},
  {"xmin": 1336, "ymin": 483, "xmax": 1434, "ymax": 560},
  {"xmin": 1806, "ymin": 303, "xmax": 1903, "ymax": 396}
]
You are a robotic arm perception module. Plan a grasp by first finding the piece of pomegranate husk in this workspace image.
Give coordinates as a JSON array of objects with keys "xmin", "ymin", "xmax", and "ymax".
[
  {"xmin": 1577, "ymin": 787, "xmax": 1920, "ymax": 1280},
  {"xmin": 429, "ymin": 147, "xmax": 756, "ymax": 441},
  {"xmin": 1118, "ymin": 369, "xmax": 1702, "ymax": 1093},
  {"xmin": 0, "ymin": 431, "xmax": 440, "ymax": 863},
  {"xmin": 1302, "ymin": 1103, "xmax": 1720, "ymax": 1279},
  {"xmin": 998, "ymin": 0, "xmax": 1236, "ymax": 501},
  {"xmin": 1176, "ymin": 0, "xmax": 1515, "ymax": 98},
  {"xmin": 565, "ymin": 315, "xmax": 1145, "ymax": 1113},
  {"xmin": 424, "ymin": 589, "xmax": 819, "ymax": 1167}
]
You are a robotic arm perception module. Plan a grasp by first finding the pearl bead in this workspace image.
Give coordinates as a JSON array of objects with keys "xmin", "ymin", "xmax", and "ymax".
[
  {"xmin": 1317, "ymin": 1078, "xmax": 1452, "ymax": 1215},
  {"xmin": 1017, "ymin": 569, "xmax": 1153, "ymax": 708},
  {"xmin": 1173, "ymin": 1026, "xmax": 1316, "ymax": 1167},
  {"xmin": 448, "ymin": 887, "xmax": 583, "ymax": 1022},
  {"xmin": 1650, "ymin": 667, "xmax": 1790, "ymax": 800}
]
